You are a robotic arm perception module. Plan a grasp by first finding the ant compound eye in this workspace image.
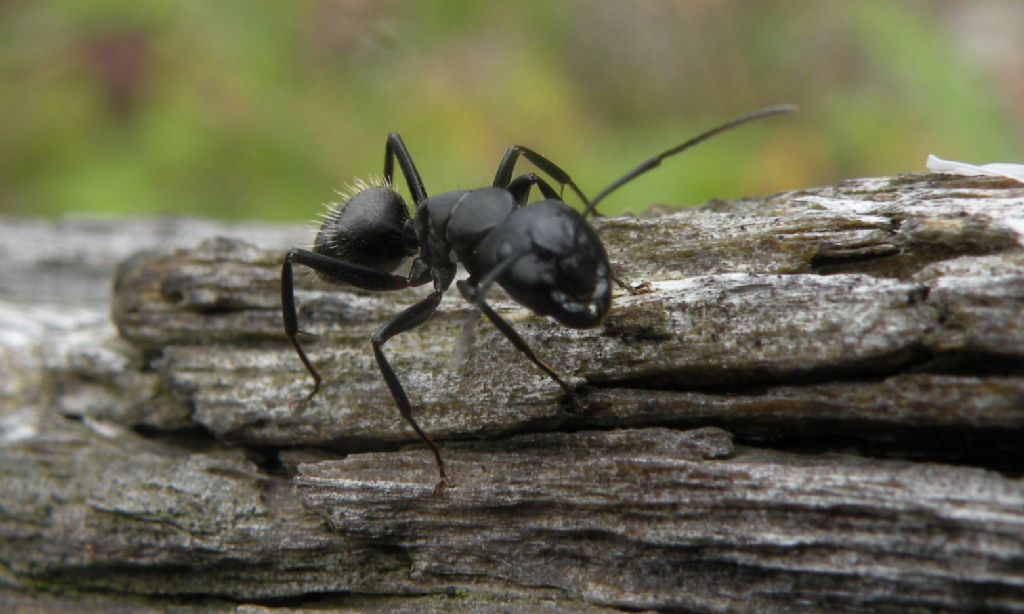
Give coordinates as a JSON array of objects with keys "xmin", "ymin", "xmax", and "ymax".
[
  {"xmin": 313, "ymin": 180, "xmax": 413, "ymax": 273},
  {"xmin": 496, "ymin": 242, "xmax": 516, "ymax": 260}
]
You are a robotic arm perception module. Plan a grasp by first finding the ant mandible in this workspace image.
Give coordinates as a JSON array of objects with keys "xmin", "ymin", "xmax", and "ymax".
[{"xmin": 282, "ymin": 105, "xmax": 794, "ymax": 490}]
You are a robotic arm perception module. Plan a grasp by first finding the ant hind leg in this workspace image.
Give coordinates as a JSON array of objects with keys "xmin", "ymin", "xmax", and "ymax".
[{"xmin": 281, "ymin": 248, "xmax": 411, "ymax": 405}]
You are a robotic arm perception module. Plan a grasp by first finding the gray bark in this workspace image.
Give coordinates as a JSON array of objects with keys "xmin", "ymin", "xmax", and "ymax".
[{"xmin": 1, "ymin": 173, "xmax": 1023, "ymax": 612}]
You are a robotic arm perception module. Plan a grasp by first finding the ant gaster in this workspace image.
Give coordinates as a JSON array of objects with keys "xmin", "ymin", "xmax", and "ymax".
[{"xmin": 282, "ymin": 105, "xmax": 794, "ymax": 490}]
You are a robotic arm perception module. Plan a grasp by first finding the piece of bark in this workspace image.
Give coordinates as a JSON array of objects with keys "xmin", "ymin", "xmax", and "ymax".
[
  {"xmin": 107, "ymin": 175, "xmax": 1024, "ymax": 463},
  {"xmin": 297, "ymin": 427, "xmax": 1024, "ymax": 612},
  {"xmin": 1, "ymin": 173, "xmax": 1023, "ymax": 611}
]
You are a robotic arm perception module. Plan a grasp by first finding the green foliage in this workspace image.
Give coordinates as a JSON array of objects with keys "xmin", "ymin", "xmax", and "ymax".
[{"xmin": 0, "ymin": 0, "xmax": 1018, "ymax": 220}]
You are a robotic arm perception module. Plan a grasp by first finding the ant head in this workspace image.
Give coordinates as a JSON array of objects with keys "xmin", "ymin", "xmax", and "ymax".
[
  {"xmin": 313, "ymin": 178, "xmax": 417, "ymax": 274},
  {"xmin": 478, "ymin": 201, "xmax": 611, "ymax": 329}
]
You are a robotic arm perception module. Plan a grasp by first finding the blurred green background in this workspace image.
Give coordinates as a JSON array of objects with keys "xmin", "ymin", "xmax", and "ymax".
[{"xmin": 1, "ymin": 0, "xmax": 1022, "ymax": 221}]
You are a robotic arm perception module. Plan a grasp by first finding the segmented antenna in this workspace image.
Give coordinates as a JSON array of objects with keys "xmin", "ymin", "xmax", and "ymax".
[{"xmin": 580, "ymin": 104, "xmax": 796, "ymax": 222}]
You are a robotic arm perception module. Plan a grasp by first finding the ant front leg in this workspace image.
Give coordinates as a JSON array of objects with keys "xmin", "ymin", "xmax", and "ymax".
[
  {"xmin": 455, "ymin": 280, "xmax": 582, "ymax": 413},
  {"xmin": 281, "ymin": 248, "xmax": 410, "ymax": 404},
  {"xmin": 493, "ymin": 145, "xmax": 589, "ymax": 205},
  {"xmin": 613, "ymin": 274, "xmax": 653, "ymax": 296}
]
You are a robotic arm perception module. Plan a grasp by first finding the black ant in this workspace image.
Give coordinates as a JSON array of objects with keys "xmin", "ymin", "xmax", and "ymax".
[{"xmin": 282, "ymin": 105, "xmax": 794, "ymax": 490}]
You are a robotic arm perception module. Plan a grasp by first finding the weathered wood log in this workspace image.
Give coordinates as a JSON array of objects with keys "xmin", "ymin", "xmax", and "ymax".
[{"xmin": 1, "ymin": 173, "xmax": 1023, "ymax": 612}]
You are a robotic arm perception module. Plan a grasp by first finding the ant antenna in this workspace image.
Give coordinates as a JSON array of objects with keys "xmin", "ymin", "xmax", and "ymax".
[
  {"xmin": 468, "ymin": 105, "xmax": 795, "ymax": 323},
  {"xmin": 580, "ymin": 104, "xmax": 796, "ymax": 222}
]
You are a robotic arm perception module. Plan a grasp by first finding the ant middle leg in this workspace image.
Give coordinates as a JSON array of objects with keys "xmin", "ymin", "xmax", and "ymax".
[
  {"xmin": 506, "ymin": 172, "xmax": 561, "ymax": 204},
  {"xmin": 492, "ymin": 145, "xmax": 589, "ymax": 205},
  {"xmin": 370, "ymin": 290, "xmax": 449, "ymax": 487},
  {"xmin": 384, "ymin": 132, "xmax": 428, "ymax": 204}
]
